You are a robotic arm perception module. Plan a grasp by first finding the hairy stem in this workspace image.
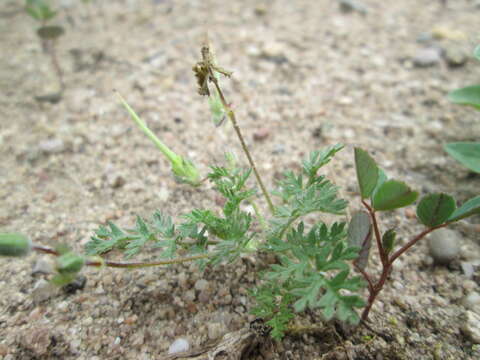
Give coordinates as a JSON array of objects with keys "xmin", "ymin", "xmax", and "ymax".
[
  {"xmin": 32, "ymin": 244, "xmax": 210, "ymax": 268},
  {"xmin": 361, "ymin": 200, "xmax": 387, "ymax": 266},
  {"xmin": 360, "ymin": 221, "xmax": 449, "ymax": 321},
  {"xmin": 46, "ymin": 40, "xmax": 64, "ymax": 91},
  {"xmin": 211, "ymin": 79, "xmax": 275, "ymax": 215}
]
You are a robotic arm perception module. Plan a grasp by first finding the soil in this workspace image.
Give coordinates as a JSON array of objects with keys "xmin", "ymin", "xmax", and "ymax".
[{"xmin": 1, "ymin": 0, "xmax": 480, "ymax": 359}]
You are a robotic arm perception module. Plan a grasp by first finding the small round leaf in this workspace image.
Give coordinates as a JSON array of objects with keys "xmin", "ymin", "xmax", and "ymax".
[
  {"xmin": 372, "ymin": 180, "xmax": 418, "ymax": 211},
  {"xmin": 416, "ymin": 193, "xmax": 456, "ymax": 227}
]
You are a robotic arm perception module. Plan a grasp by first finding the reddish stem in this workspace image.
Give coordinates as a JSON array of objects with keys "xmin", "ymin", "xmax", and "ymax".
[
  {"xmin": 361, "ymin": 200, "xmax": 387, "ymax": 266},
  {"xmin": 31, "ymin": 244, "xmax": 209, "ymax": 268},
  {"xmin": 358, "ymin": 202, "xmax": 450, "ymax": 322}
]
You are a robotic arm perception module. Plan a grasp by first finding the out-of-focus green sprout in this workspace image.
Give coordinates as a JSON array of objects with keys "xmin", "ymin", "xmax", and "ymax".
[{"xmin": 0, "ymin": 233, "xmax": 32, "ymax": 257}]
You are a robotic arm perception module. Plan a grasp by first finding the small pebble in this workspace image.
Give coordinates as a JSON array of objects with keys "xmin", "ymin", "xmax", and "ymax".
[
  {"xmin": 413, "ymin": 47, "xmax": 442, "ymax": 67},
  {"xmin": 32, "ymin": 279, "xmax": 56, "ymax": 303},
  {"xmin": 194, "ymin": 279, "xmax": 209, "ymax": 292},
  {"xmin": 461, "ymin": 261, "xmax": 480, "ymax": 278},
  {"xmin": 427, "ymin": 228, "xmax": 460, "ymax": 265},
  {"xmin": 107, "ymin": 173, "xmax": 126, "ymax": 189},
  {"xmin": 461, "ymin": 311, "xmax": 480, "ymax": 343},
  {"xmin": 32, "ymin": 257, "xmax": 54, "ymax": 275},
  {"xmin": 38, "ymin": 138, "xmax": 66, "ymax": 154},
  {"xmin": 462, "ymin": 291, "xmax": 480, "ymax": 313},
  {"xmin": 339, "ymin": 0, "xmax": 368, "ymax": 14},
  {"xmin": 253, "ymin": 128, "xmax": 270, "ymax": 141},
  {"xmin": 62, "ymin": 275, "xmax": 87, "ymax": 294},
  {"xmin": 168, "ymin": 338, "xmax": 190, "ymax": 354},
  {"xmin": 443, "ymin": 47, "xmax": 468, "ymax": 67},
  {"xmin": 207, "ymin": 322, "xmax": 223, "ymax": 340}
]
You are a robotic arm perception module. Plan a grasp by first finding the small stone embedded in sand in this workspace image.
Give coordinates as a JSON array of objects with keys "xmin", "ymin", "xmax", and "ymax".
[
  {"xmin": 168, "ymin": 338, "xmax": 190, "ymax": 354},
  {"xmin": 32, "ymin": 279, "xmax": 56, "ymax": 303},
  {"xmin": 413, "ymin": 47, "xmax": 442, "ymax": 67},
  {"xmin": 253, "ymin": 128, "xmax": 270, "ymax": 141},
  {"xmin": 461, "ymin": 311, "xmax": 480, "ymax": 343},
  {"xmin": 427, "ymin": 228, "xmax": 460, "ymax": 265}
]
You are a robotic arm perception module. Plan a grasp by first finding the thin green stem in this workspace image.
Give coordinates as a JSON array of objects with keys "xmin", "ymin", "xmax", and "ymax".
[
  {"xmin": 116, "ymin": 92, "xmax": 180, "ymax": 165},
  {"xmin": 210, "ymin": 79, "xmax": 275, "ymax": 215},
  {"xmin": 248, "ymin": 199, "xmax": 269, "ymax": 231}
]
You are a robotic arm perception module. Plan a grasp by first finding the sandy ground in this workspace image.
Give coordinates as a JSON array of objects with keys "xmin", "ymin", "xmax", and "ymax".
[{"xmin": 1, "ymin": 0, "xmax": 480, "ymax": 359}]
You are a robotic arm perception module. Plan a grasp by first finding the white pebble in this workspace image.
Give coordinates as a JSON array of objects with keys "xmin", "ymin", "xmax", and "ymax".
[
  {"xmin": 168, "ymin": 338, "xmax": 190, "ymax": 354},
  {"xmin": 427, "ymin": 229, "xmax": 460, "ymax": 265}
]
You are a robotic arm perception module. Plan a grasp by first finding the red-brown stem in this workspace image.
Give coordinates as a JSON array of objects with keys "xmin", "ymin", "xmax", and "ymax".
[
  {"xmin": 388, "ymin": 223, "xmax": 448, "ymax": 264},
  {"xmin": 359, "ymin": 217, "xmax": 450, "ymax": 321},
  {"xmin": 31, "ymin": 244, "xmax": 209, "ymax": 268},
  {"xmin": 32, "ymin": 245, "xmax": 59, "ymax": 256},
  {"xmin": 354, "ymin": 263, "xmax": 374, "ymax": 294},
  {"xmin": 361, "ymin": 200, "xmax": 387, "ymax": 266}
]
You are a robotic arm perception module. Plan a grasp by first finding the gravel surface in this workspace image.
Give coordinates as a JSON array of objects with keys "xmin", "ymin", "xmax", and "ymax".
[{"xmin": 1, "ymin": 0, "xmax": 480, "ymax": 359}]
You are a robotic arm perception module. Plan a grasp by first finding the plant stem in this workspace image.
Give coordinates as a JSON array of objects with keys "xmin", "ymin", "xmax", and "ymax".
[
  {"xmin": 86, "ymin": 253, "xmax": 210, "ymax": 268},
  {"xmin": 46, "ymin": 40, "xmax": 64, "ymax": 92},
  {"xmin": 32, "ymin": 244, "xmax": 210, "ymax": 268},
  {"xmin": 359, "ymin": 218, "xmax": 449, "ymax": 322},
  {"xmin": 388, "ymin": 223, "xmax": 448, "ymax": 264},
  {"xmin": 354, "ymin": 263, "xmax": 374, "ymax": 293},
  {"xmin": 210, "ymin": 79, "xmax": 275, "ymax": 215},
  {"xmin": 361, "ymin": 200, "xmax": 387, "ymax": 266}
]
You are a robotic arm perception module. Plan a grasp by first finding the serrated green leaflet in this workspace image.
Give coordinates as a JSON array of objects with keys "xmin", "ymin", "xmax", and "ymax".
[
  {"xmin": 448, "ymin": 196, "xmax": 480, "ymax": 222},
  {"xmin": 416, "ymin": 193, "xmax": 456, "ymax": 227},
  {"xmin": 448, "ymin": 85, "xmax": 480, "ymax": 110},
  {"xmin": 444, "ymin": 142, "xmax": 480, "ymax": 173},
  {"xmin": 372, "ymin": 180, "xmax": 418, "ymax": 211},
  {"xmin": 354, "ymin": 148, "xmax": 379, "ymax": 199}
]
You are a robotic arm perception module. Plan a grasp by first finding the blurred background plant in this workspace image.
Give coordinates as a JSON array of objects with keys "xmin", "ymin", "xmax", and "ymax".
[{"xmin": 445, "ymin": 45, "xmax": 480, "ymax": 173}]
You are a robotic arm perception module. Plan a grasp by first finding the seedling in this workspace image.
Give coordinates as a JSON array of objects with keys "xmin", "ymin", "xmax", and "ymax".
[
  {"xmin": 25, "ymin": 0, "xmax": 65, "ymax": 102},
  {"xmin": 445, "ymin": 44, "xmax": 480, "ymax": 172},
  {"xmin": 2, "ymin": 41, "xmax": 479, "ymax": 341}
]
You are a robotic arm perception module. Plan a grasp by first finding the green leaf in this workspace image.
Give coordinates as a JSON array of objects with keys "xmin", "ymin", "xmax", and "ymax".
[
  {"xmin": 25, "ymin": 0, "xmax": 57, "ymax": 21},
  {"xmin": 445, "ymin": 142, "xmax": 480, "ymax": 173},
  {"xmin": 56, "ymin": 252, "xmax": 85, "ymax": 274},
  {"xmin": 448, "ymin": 196, "xmax": 480, "ymax": 222},
  {"xmin": 371, "ymin": 167, "xmax": 387, "ymax": 201},
  {"xmin": 448, "ymin": 85, "xmax": 480, "ymax": 110},
  {"xmin": 0, "ymin": 233, "xmax": 31, "ymax": 257},
  {"xmin": 416, "ymin": 193, "xmax": 456, "ymax": 227},
  {"xmin": 117, "ymin": 93, "xmax": 200, "ymax": 186},
  {"xmin": 372, "ymin": 180, "xmax": 418, "ymax": 211},
  {"xmin": 208, "ymin": 88, "xmax": 227, "ymax": 126},
  {"xmin": 354, "ymin": 148, "xmax": 379, "ymax": 199},
  {"xmin": 347, "ymin": 211, "xmax": 371, "ymax": 270},
  {"xmin": 474, "ymin": 45, "xmax": 480, "ymax": 61},
  {"xmin": 303, "ymin": 144, "xmax": 344, "ymax": 182},
  {"xmin": 37, "ymin": 25, "xmax": 64, "ymax": 40},
  {"xmin": 381, "ymin": 229, "xmax": 396, "ymax": 254}
]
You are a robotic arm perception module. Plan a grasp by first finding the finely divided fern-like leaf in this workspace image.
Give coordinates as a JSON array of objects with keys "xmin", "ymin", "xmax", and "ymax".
[{"xmin": 254, "ymin": 220, "xmax": 365, "ymax": 338}]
